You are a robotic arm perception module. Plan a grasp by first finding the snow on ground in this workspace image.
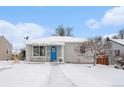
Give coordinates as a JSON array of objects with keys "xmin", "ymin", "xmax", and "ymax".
[
  {"xmin": 0, "ymin": 61, "xmax": 124, "ymax": 87},
  {"xmin": 0, "ymin": 61, "xmax": 52, "ymax": 87},
  {"xmin": 60, "ymin": 64, "xmax": 124, "ymax": 87},
  {"xmin": 47, "ymin": 65, "xmax": 75, "ymax": 87}
]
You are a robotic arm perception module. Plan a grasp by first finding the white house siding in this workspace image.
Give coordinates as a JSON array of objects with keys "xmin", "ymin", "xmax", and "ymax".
[
  {"xmin": 64, "ymin": 43, "xmax": 94, "ymax": 63},
  {"xmin": 108, "ymin": 40, "xmax": 124, "ymax": 65},
  {"xmin": 46, "ymin": 46, "xmax": 50, "ymax": 61},
  {"xmin": 58, "ymin": 45, "xmax": 62, "ymax": 60},
  {"xmin": 111, "ymin": 41, "xmax": 124, "ymax": 56},
  {"xmin": 26, "ymin": 45, "xmax": 32, "ymax": 62}
]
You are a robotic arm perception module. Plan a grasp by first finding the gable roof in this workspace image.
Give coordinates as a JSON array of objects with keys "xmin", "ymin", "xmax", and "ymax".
[
  {"xmin": 109, "ymin": 39, "xmax": 124, "ymax": 46},
  {"xmin": 26, "ymin": 36, "xmax": 85, "ymax": 45},
  {"xmin": 12, "ymin": 50, "xmax": 21, "ymax": 54}
]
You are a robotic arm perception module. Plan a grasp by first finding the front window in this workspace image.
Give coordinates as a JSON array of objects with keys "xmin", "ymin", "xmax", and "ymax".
[
  {"xmin": 115, "ymin": 50, "xmax": 120, "ymax": 56},
  {"xmin": 33, "ymin": 46, "xmax": 45, "ymax": 56},
  {"xmin": 33, "ymin": 46, "xmax": 40, "ymax": 56},
  {"xmin": 40, "ymin": 46, "xmax": 45, "ymax": 56}
]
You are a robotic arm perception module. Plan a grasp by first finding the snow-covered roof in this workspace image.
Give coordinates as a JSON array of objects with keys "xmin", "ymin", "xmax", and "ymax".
[
  {"xmin": 26, "ymin": 36, "xmax": 85, "ymax": 45},
  {"xmin": 110, "ymin": 39, "xmax": 124, "ymax": 45},
  {"xmin": 12, "ymin": 50, "xmax": 21, "ymax": 54}
]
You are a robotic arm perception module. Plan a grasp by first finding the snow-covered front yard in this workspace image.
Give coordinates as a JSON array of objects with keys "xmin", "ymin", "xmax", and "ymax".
[
  {"xmin": 60, "ymin": 64, "xmax": 124, "ymax": 87},
  {"xmin": 0, "ymin": 61, "xmax": 124, "ymax": 87},
  {"xmin": 0, "ymin": 61, "xmax": 52, "ymax": 87}
]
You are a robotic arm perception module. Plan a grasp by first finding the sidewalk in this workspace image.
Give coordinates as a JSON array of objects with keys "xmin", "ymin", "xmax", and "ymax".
[{"xmin": 47, "ymin": 64, "xmax": 75, "ymax": 87}]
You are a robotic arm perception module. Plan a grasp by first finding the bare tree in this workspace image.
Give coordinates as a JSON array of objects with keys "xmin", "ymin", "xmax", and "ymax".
[
  {"xmin": 118, "ymin": 29, "xmax": 124, "ymax": 39},
  {"xmin": 74, "ymin": 43, "xmax": 87, "ymax": 63},
  {"xmin": 53, "ymin": 25, "xmax": 73, "ymax": 36},
  {"xmin": 78, "ymin": 36, "xmax": 111, "ymax": 66},
  {"xmin": 106, "ymin": 28, "xmax": 124, "ymax": 39},
  {"xmin": 111, "ymin": 35, "xmax": 119, "ymax": 39}
]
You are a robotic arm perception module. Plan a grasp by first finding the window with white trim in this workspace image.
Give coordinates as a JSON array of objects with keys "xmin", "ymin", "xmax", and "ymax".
[
  {"xmin": 115, "ymin": 50, "xmax": 120, "ymax": 56},
  {"xmin": 33, "ymin": 46, "xmax": 45, "ymax": 56}
]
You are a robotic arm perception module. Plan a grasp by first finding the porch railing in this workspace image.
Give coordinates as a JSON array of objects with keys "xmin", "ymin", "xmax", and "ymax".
[{"xmin": 27, "ymin": 56, "xmax": 50, "ymax": 62}]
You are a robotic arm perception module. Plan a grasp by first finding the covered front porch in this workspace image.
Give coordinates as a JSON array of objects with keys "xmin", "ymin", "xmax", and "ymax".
[{"xmin": 26, "ymin": 42, "xmax": 65, "ymax": 63}]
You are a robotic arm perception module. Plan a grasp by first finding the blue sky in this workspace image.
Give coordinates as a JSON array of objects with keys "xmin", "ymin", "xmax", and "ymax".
[{"xmin": 0, "ymin": 6, "xmax": 124, "ymax": 49}]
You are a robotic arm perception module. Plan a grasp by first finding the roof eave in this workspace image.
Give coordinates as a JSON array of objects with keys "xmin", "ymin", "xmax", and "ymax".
[{"xmin": 109, "ymin": 39, "xmax": 124, "ymax": 46}]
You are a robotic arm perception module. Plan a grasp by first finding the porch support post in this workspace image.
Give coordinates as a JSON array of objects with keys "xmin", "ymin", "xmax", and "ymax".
[
  {"xmin": 45, "ymin": 44, "xmax": 47, "ymax": 62},
  {"xmin": 62, "ymin": 45, "xmax": 64, "ymax": 62},
  {"xmin": 26, "ymin": 45, "xmax": 31, "ymax": 63},
  {"xmin": 26, "ymin": 45, "xmax": 28, "ymax": 63}
]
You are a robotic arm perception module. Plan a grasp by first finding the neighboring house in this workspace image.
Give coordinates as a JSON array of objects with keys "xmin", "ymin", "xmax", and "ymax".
[
  {"xmin": 26, "ymin": 36, "xmax": 93, "ymax": 63},
  {"xmin": 107, "ymin": 39, "xmax": 124, "ymax": 65},
  {"xmin": 0, "ymin": 35, "xmax": 12, "ymax": 60},
  {"xmin": 12, "ymin": 50, "xmax": 21, "ymax": 60}
]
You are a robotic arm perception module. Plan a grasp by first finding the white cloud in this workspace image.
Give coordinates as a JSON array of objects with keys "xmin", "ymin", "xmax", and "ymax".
[
  {"xmin": 86, "ymin": 6, "xmax": 124, "ymax": 29},
  {"xmin": 86, "ymin": 19, "xmax": 100, "ymax": 29},
  {"xmin": 0, "ymin": 20, "xmax": 49, "ymax": 50},
  {"xmin": 102, "ymin": 6, "xmax": 124, "ymax": 26}
]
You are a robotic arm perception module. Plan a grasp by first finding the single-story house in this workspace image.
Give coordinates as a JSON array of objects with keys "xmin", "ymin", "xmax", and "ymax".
[
  {"xmin": 107, "ymin": 39, "xmax": 124, "ymax": 65},
  {"xmin": 0, "ymin": 35, "xmax": 12, "ymax": 60},
  {"xmin": 26, "ymin": 36, "xmax": 93, "ymax": 64}
]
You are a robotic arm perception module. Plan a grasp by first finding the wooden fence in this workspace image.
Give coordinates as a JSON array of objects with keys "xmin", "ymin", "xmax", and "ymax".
[{"xmin": 96, "ymin": 55, "xmax": 108, "ymax": 65}]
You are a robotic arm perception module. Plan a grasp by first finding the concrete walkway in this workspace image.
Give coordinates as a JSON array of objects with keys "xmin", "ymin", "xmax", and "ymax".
[{"xmin": 47, "ymin": 64, "xmax": 75, "ymax": 87}]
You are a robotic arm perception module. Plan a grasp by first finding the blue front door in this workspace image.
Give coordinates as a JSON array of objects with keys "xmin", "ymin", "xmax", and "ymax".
[{"xmin": 50, "ymin": 46, "xmax": 57, "ymax": 61}]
